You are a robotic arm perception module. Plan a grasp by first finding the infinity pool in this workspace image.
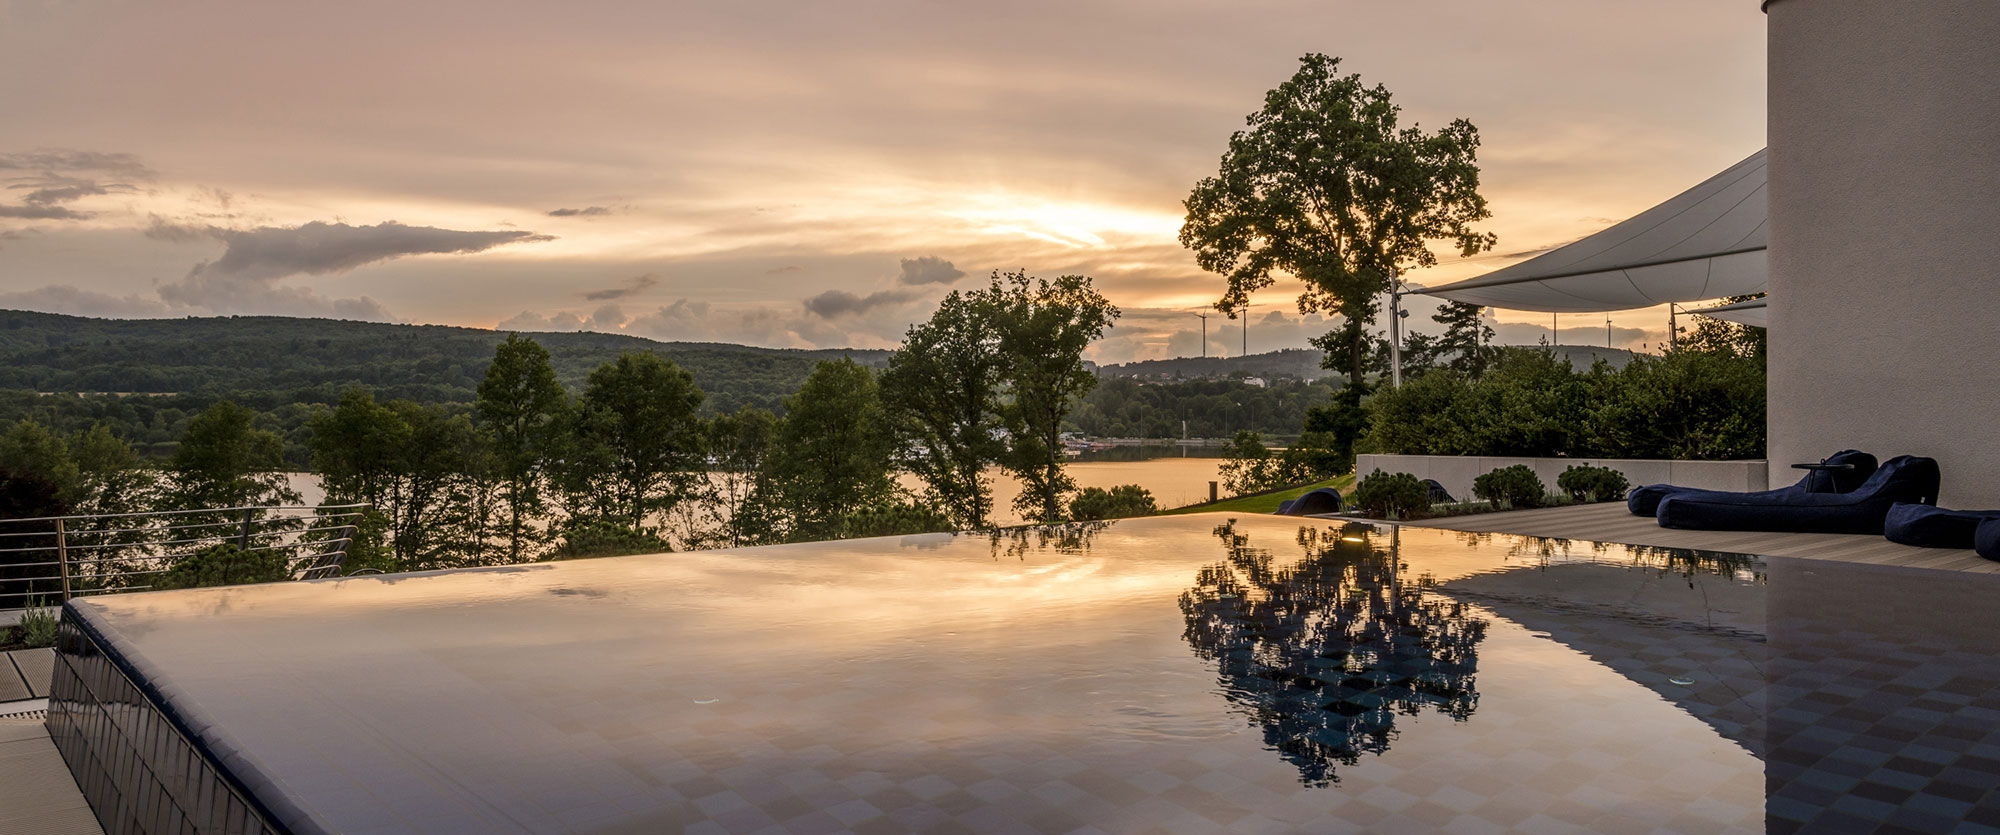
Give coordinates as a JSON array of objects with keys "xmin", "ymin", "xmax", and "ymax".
[{"xmin": 45, "ymin": 514, "xmax": 2000, "ymax": 833}]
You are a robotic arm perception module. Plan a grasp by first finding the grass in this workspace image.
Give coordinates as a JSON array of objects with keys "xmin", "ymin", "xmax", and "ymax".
[{"xmin": 1159, "ymin": 473, "xmax": 1356, "ymax": 516}]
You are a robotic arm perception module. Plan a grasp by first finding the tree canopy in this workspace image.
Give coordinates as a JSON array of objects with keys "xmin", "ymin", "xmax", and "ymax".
[{"xmin": 1181, "ymin": 53, "xmax": 1496, "ymax": 387}]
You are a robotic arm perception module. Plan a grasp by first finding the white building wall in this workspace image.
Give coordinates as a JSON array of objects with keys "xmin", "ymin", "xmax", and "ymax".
[{"xmin": 1766, "ymin": 0, "xmax": 2000, "ymax": 507}]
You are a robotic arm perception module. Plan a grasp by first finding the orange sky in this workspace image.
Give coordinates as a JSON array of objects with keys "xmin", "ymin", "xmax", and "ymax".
[{"xmin": 0, "ymin": 0, "xmax": 1765, "ymax": 363}]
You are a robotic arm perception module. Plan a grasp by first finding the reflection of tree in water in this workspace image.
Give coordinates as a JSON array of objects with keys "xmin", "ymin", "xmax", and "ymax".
[
  {"xmin": 1447, "ymin": 530, "xmax": 1765, "ymax": 583},
  {"xmin": 982, "ymin": 520, "xmax": 1111, "ymax": 561},
  {"xmin": 1180, "ymin": 521, "xmax": 1489, "ymax": 786}
]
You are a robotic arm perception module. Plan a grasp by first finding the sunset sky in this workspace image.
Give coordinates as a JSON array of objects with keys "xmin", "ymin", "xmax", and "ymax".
[{"xmin": 0, "ymin": 0, "xmax": 1765, "ymax": 363}]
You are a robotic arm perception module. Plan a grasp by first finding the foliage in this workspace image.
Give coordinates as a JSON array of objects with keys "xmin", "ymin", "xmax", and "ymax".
[
  {"xmin": 1679, "ymin": 294, "xmax": 1766, "ymax": 359},
  {"xmin": 548, "ymin": 517, "xmax": 675, "ymax": 560},
  {"xmin": 558, "ymin": 351, "xmax": 705, "ymax": 529},
  {"xmin": 1219, "ymin": 431, "xmax": 1274, "ymax": 495},
  {"xmin": 1402, "ymin": 301, "xmax": 1496, "ymax": 377},
  {"xmin": 749, "ymin": 359, "xmax": 900, "ymax": 543},
  {"xmin": 154, "ymin": 543, "xmax": 293, "ymax": 590},
  {"xmin": 1472, "ymin": 465, "xmax": 1547, "ymax": 510},
  {"xmin": 1360, "ymin": 346, "xmax": 1765, "ymax": 461},
  {"xmin": 1587, "ymin": 350, "xmax": 1766, "ymax": 460},
  {"xmin": 679, "ymin": 407, "xmax": 776, "ymax": 549},
  {"xmin": 163, "ymin": 401, "xmax": 300, "ymax": 510},
  {"xmin": 14, "ymin": 601, "xmax": 58, "ymax": 649},
  {"xmin": 842, "ymin": 499, "xmax": 956, "ymax": 539},
  {"xmin": 879, "ymin": 289, "xmax": 1007, "ymax": 529},
  {"xmin": 1070, "ymin": 376, "xmax": 1341, "ymax": 439},
  {"xmin": 1556, "ymin": 464, "xmax": 1630, "ymax": 503},
  {"xmin": 475, "ymin": 335, "xmax": 569, "ymax": 561},
  {"xmin": 1350, "ymin": 471, "xmax": 1431, "ymax": 519},
  {"xmin": 309, "ymin": 390, "xmax": 493, "ymax": 570},
  {"xmin": 1068, "ymin": 484, "xmax": 1158, "ymax": 521},
  {"xmin": 1181, "ymin": 53, "xmax": 1495, "ymax": 387},
  {"xmin": 992, "ymin": 271, "xmax": 1121, "ymax": 524}
]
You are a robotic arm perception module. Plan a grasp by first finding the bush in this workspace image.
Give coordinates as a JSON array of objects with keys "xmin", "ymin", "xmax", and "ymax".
[
  {"xmin": 844, "ymin": 499, "xmax": 954, "ymax": 537},
  {"xmin": 1557, "ymin": 464, "xmax": 1630, "ymax": 503},
  {"xmin": 155, "ymin": 543, "xmax": 292, "ymax": 590},
  {"xmin": 1219, "ymin": 431, "xmax": 1273, "ymax": 496},
  {"xmin": 550, "ymin": 518, "xmax": 676, "ymax": 560},
  {"xmin": 1351, "ymin": 471, "xmax": 1431, "ymax": 519},
  {"xmin": 1069, "ymin": 485, "xmax": 1158, "ymax": 521},
  {"xmin": 1472, "ymin": 465, "xmax": 1547, "ymax": 510},
  {"xmin": 15, "ymin": 601, "xmax": 58, "ymax": 648}
]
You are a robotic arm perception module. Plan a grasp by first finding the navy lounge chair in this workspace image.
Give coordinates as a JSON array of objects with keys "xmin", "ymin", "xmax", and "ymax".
[
  {"xmin": 1655, "ymin": 455, "xmax": 1940, "ymax": 534},
  {"xmin": 1977, "ymin": 518, "xmax": 2000, "ymax": 562},
  {"xmin": 1627, "ymin": 449, "xmax": 1879, "ymax": 517},
  {"xmin": 1277, "ymin": 488, "xmax": 1344, "ymax": 516},
  {"xmin": 1423, "ymin": 479, "xmax": 1455, "ymax": 504},
  {"xmin": 1883, "ymin": 503, "xmax": 2000, "ymax": 548}
]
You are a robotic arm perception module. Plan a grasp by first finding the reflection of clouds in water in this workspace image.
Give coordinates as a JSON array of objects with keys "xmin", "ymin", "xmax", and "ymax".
[{"xmin": 1180, "ymin": 521, "xmax": 1489, "ymax": 786}]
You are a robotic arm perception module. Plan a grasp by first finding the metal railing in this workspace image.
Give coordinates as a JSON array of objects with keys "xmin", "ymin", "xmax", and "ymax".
[{"xmin": 0, "ymin": 504, "xmax": 368, "ymax": 606}]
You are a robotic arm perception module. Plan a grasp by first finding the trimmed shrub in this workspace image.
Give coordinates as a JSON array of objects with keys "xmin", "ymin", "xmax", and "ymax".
[
  {"xmin": 1070, "ymin": 485, "xmax": 1158, "ymax": 521},
  {"xmin": 155, "ymin": 543, "xmax": 292, "ymax": 590},
  {"xmin": 844, "ymin": 499, "xmax": 954, "ymax": 537},
  {"xmin": 1557, "ymin": 464, "xmax": 1630, "ymax": 503},
  {"xmin": 550, "ymin": 518, "xmax": 675, "ymax": 560},
  {"xmin": 1473, "ymin": 465, "xmax": 1547, "ymax": 510},
  {"xmin": 1351, "ymin": 471, "xmax": 1431, "ymax": 519}
]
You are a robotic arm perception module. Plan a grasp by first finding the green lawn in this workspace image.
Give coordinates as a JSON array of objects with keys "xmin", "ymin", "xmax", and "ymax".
[{"xmin": 1158, "ymin": 473, "xmax": 1355, "ymax": 516}]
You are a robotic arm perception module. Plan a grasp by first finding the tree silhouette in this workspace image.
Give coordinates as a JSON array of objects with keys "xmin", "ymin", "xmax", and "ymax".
[{"xmin": 1180, "ymin": 521, "xmax": 1488, "ymax": 786}]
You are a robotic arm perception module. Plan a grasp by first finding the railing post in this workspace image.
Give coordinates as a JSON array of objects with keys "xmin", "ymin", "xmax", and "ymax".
[
  {"xmin": 56, "ymin": 518, "xmax": 72, "ymax": 603},
  {"xmin": 238, "ymin": 507, "xmax": 255, "ymax": 550}
]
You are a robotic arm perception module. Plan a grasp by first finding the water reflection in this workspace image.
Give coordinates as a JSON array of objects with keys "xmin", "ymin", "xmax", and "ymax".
[{"xmin": 1179, "ymin": 520, "xmax": 1489, "ymax": 786}]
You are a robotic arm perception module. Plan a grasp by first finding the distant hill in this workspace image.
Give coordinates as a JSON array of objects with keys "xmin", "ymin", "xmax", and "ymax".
[
  {"xmin": 1097, "ymin": 348, "xmax": 1336, "ymax": 381},
  {"xmin": 1098, "ymin": 344, "xmax": 1640, "ymax": 380},
  {"xmin": 0, "ymin": 310, "xmax": 888, "ymax": 414}
]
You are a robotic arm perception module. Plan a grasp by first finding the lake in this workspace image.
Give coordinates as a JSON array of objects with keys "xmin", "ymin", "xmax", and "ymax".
[{"xmin": 285, "ymin": 449, "xmax": 1231, "ymax": 530}]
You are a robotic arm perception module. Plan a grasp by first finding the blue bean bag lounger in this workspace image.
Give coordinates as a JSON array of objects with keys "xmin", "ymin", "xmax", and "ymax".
[
  {"xmin": 1278, "ymin": 487, "xmax": 1344, "ymax": 516},
  {"xmin": 1977, "ymin": 518, "xmax": 2000, "ymax": 562},
  {"xmin": 1655, "ymin": 455, "xmax": 1940, "ymax": 534},
  {"xmin": 1627, "ymin": 449, "xmax": 1878, "ymax": 517},
  {"xmin": 1883, "ymin": 502, "xmax": 2000, "ymax": 548}
]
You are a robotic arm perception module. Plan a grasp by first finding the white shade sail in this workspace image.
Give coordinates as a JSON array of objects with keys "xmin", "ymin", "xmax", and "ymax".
[
  {"xmin": 1689, "ymin": 296, "xmax": 1768, "ymax": 328},
  {"xmin": 1412, "ymin": 149, "xmax": 1768, "ymax": 312}
]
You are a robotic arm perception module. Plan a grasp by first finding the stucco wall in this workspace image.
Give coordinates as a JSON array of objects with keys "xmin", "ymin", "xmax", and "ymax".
[
  {"xmin": 1766, "ymin": 0, "xmax": 2000, "ymax": 507},
  {"xmin": 1355, "ymin": 454, "xmax": 1768, "ymax": 504}
]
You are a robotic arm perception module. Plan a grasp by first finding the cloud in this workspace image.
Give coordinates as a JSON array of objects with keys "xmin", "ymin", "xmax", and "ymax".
[
  {"xmin": 547, "ymin": 206, "xmax": 612, "ymax": 217},
  {"xmin": 766, "ymin": 265, "xmax": 803, "ymax": 274},
  {"xmin": 580, "ymin": 273, "xmax": 658, "ymax": 301},
  {"xmin": 802, "ymin": 287, "xmax": 918, "ymax": 318},
  {"xmin": 0, "ymin": 150, "xmax": 153, "ymax": 178},
  {"xmin": 895, "ymin": 255, "xmax": 965, "ymax": 286},
  {"xmin": 0, "ymin": 204, "xmax": 87, "ymax": 220},
  {"xmin": 0, "ymin": 285, "xmax": 170, "ymax": 318},
  {"xmin": 151, "ymin": 219, "xmax": 548, "ymax": 319}
]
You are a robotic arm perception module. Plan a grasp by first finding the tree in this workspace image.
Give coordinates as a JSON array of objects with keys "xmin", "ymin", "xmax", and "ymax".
[
  {"xmin": 1428, "ymin": 301, "xmax": 1495, "ymax": 376},
  {"xmin": 879, "ymin": 289, "xmax": 1008, "ymax": 530},
  {"xmin": 992, "ymin": 271, "xmax": 1120, "ymax": 524},
  {"xmin": 165, "ymin": 401, "xmax": 300, "ymax": 510},
  {"xmin": 689, "ymin": 407, "xmax": 776, "ymax": 548},
  {"xmin": 1681, "ymin": 294, "xmax": 1767, "ymax": 360},
  {"xmin": 1181, "ymin": 53, "xmax": 1496, "ymax": 389},
  {"xmin": 750, "ymin": 359, "xmax": 899, "ymax": 543},
  {"xmin": 475, "ymin": 335, "xmax": 569, "ymax": 561},
  {"xmin": 561, "ymin": 352, "xmax": 705, "ymax": 532}
]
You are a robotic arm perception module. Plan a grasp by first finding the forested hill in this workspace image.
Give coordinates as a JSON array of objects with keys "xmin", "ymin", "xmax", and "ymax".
[{"xmin": 0, "ymin": 310, "xmax": 888, "ymax": 413}]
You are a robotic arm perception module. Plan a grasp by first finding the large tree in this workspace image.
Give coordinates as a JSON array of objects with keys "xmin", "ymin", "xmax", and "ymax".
[
  {"xmin": 560, "ymin": 351, "xmax": 706, "ymax": 532},
  {"xmin": 879, "ymin": 289, "xmax": 1008, "ymax": 530},
  {"xmin": 474, "ymin": 335, "xmax": 569, "ymax": 562},
  {"xmin": 164, "ymin": 401, "xmax": 301, "ymax": 510},
  {"xmin": 1181, "ymin": 53, "xmax": 1497, "ymax": 388},
  {"xmin": 749, "ymin": 359, "xmax": 898, "ymax": 543},
  {"xmin": 993, "ymin": 271, "xmax": 1119, "ymax": 524}
]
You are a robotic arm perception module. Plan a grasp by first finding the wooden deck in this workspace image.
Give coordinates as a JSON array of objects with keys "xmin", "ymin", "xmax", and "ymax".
[{"xmin": 1398, "ymin": 500, "xmax": 2000, "ymax": 574}]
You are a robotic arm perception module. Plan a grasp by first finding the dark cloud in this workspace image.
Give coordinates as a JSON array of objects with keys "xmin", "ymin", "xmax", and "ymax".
[
  {"xmin": 155, "ymin": 220, "xmax": 550, "ymax": 319},
  {"xmin": 802, "ymin": 287, "xmax": 917, "ymax": 318},
  {"xmin": 580, "ymin": 273, "xmax": 658, "ymax": 301},
  {"xmin": 0, "ymin": 204, "xmax": 88, "ymax": 220},
  {"xmin": 0, "ymin": 150, "xmax": 154, "ymax": 178},
  {"xmin": 547, "ymin": 206, "xmax": 613, "ymax": 217},
  {"xmin": 143, "ymin": 215, "xmax": 209, "ymax": 243},
  {"xmin": 895, "ymin": 255, "xmax": 964, "ymax": 286},
  {"xmin": 766, "ymin": 265, "xmax": 802, "ymax": 274},
  {"xmin": 0, "ymin": 285, "xmax": 170, "ymax": 318}
]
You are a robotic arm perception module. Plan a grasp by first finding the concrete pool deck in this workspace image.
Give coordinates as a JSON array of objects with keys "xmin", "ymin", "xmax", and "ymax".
[{"xmin": 1396, "ymin": 500, "xmax": 2000, "ymax": 574}]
